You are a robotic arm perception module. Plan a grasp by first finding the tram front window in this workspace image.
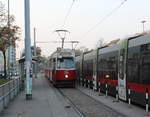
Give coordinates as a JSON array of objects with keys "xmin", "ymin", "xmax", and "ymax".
[{"xmin": 57, "ymin": 58, "xmax": 75, "ymax": 69}]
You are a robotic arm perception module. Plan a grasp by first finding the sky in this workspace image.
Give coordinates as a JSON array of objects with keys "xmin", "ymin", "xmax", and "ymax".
[{"xmin": 2, "ymin": 0, "xmax": 150, "ymax": 57}]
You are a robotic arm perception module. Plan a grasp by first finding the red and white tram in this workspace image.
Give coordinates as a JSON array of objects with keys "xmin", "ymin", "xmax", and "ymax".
[{"xmin": 45, "ymin": 48, "xmax": 76, "ymax": 87}]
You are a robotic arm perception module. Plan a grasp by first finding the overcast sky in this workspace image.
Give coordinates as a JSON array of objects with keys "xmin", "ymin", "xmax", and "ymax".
[{"xmin": 3, "ymin": 0, "xmax": 150, "ymax": 57}]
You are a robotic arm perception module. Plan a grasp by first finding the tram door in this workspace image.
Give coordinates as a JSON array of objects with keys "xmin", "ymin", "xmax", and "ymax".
[
  {"xmin": 93, "ymin": 51, "xmax": 97, "ymax": 90},
  {"xmin": 140, "ymin": 44, "xmax": 150, "ymax": 86},
  {"xmin": 118, "ymin": 39, "xmax": 128, "ymax": 101}
]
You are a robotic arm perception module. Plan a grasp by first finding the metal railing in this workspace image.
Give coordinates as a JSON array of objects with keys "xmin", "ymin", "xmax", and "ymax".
[{"xmin": 0, "ymin": 77, "xmax": 20, "ymax": 112}]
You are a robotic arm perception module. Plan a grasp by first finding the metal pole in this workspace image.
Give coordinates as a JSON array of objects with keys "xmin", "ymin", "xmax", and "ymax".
[
  {"xmin": 34, "ymin": 28, "xmax": 36, "ymax": 57},
  {"xmin": 7, "ymin": 0, "xmax": 10, "ymax": 77},
  {"xmin": 141, "ymin": 20, "xmax": 146, "ymax": 33},
  {"xmin": 55, "ymin": 29, "xmax": 69, "ymax": 49},
  {"xmin": 71, "ymin": 42, "xmax": 73, "ymax": 50},
  {"xmin": 34, "ymin": 28, "xmax": 37, "ymax": 78},
  {"xmin": 62, "ymin": 38, "xmax": 65, "ymax": 48},
  {"xmin": 143, "ymin": 23, "xmax": 144, "ymax": 32},
  {"xmin": 24, "ymin": 0, "xmax": 32, "ymax": 100}
]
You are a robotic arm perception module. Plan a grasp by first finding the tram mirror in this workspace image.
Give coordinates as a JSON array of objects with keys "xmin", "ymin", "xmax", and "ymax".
[{"xmin": 57, "ymin": 62, "xmax": 60, "ymax": 68}]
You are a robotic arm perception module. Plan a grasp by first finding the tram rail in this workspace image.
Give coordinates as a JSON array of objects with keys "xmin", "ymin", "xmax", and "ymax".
[{"xmin": 58, "ymin": 88, "xmax": 125, "ymax": 117}]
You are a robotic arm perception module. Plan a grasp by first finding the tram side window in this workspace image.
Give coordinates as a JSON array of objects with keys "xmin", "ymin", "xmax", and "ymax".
[
  {"xmin": 83, "ymin": 60, "xmax": 87, "ymax": 77},
  {"xmin": 88, "ymin": 59, "xmax": 93, "ymax": 77},
  {"xmin": 98, "ymin": 51, "xmax": 118, "ymax": 80},
  {"xmin": 127, "ymin": 46, "xmax": 140, "ymax": 83},
  {"xmin": 108, "ymin": 56, "xmax": 117, "ymax": 70},
  {"xmin": 140, "ymin": 44, "xmax": 150, "ymax": 85},
  {"xmin": 86, "ymin": 59, "xmax": 92, "ymax": 77},
  {"xmin": 107, "ymin": 52, "xmax": 118, "ymax": 80},
  {"xmin": 87, "ymin": 60, "xmax": 90, "ymax": 77},
  {"xmin": 83, "ymin": 60, "xmax": 86, "ymax": 77}
]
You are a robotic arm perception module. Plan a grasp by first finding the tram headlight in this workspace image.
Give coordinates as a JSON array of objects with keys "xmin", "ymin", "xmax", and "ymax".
[
  {"xmin": 105, "ymin": 75, "xmax": 110, "ymax": 78},
  {"xmin": 65, "ymin": 74, "xmax": 69, "ymax": 78}
]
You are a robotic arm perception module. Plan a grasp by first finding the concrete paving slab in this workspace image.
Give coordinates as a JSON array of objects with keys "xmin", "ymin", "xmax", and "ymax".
[{"xmin": 0, "ymin": 74, "xmax": 79, "ymax": 117}]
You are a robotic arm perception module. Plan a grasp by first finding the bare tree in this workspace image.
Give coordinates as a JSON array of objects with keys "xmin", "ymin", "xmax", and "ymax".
[
  {"xmin": 95, "ymin": 37, "xmax": 104, "ymax": 48},
  {"xmin": 0, "ymin": 2, "xmax": 20, "ymax": 78}
]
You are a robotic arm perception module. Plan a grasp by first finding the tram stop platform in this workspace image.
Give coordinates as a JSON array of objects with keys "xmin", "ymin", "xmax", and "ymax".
[{"xmin": 0, "ymin": 73, "xmax": 79, "ymax": 117}]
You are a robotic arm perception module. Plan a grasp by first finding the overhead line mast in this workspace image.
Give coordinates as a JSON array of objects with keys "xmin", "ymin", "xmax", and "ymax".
[{"xmin": 24, "ymin": 0, "xmax": 32, "ymax": 100}]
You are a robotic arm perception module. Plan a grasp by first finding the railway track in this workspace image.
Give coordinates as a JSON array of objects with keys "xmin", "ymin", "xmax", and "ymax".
[
  {"xmin": 58, "ymin": 88, "xmax": 125, "ymax": 117},
  {"xmin": 58, "ymin": 88, "xmax": 85, "ymax": 117}
]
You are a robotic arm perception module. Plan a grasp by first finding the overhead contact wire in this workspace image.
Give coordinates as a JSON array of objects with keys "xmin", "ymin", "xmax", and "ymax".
[
  {"xmin": 61, "ymin": 0, "xmax": 75, "ymax": 29},
  {"xmin": 81, "ymin": 0, "xmax": 127, "ymax": 38}
]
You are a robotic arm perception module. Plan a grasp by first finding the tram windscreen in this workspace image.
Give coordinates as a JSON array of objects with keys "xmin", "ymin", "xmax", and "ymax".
[{"xmin": 57, "ymin": 58, "xmax": 75, "ymax": 69}]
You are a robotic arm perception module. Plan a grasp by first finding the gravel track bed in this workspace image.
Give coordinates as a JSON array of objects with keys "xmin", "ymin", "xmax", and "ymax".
[{"xmin": 60, "ymin": 88, "xmax": 125, "ymax": 117}]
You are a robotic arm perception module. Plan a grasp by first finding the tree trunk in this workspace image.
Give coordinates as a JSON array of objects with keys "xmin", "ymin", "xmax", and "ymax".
[{"xmin": 2, "ymin": 51, "xmax": 7, "ymax": 78}]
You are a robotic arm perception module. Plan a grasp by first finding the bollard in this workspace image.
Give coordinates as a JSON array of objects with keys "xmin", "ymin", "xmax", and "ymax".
[
  {"xmin": 88, "ymin": 80, "xmax": 90, "ymax": 88},
  {"xmin": 146, "ymin": 89, "xmax": 149, "ymax": 113},
  {"xmin": 93, "ymin": 81, "xmax": 95, "ymax": 91},
  {"xmin": 105, "ymin": 83, "xmax": 108, "ymax": 97},
  {"xmin": 90, "ymin": 80, "xmax": 91, "ymax": 89},
  {"xmin": 86, "ymin": 79, "xmax": 88, "ymax": 88},
  {"xmin": 81, "ymin": 79, "xmax": 83, "ymax": 87},
  {"xmin": 116, "ymin": 86, "xmax": 119, "ymax": 101},
  {"xmin": 91, "ymin": 80, "xmax": 94, "ymax": 90},
  {"xmin": 79, "ymin": 79, "xmax": 81, "ymax": 86},
  {"xmin": 128, "ymin": 88, "xmax": 131, "ymax": 105},
  {"xmin": 99, "ymin": 82, "xmax": 101, "ymax": 93},
  {"xmin": 113, "ymin": 86, "xmax": 119, "ymax": 102},
  {"xmin": 83, "ymin": 79, "xmax": 84, "ymax": 87},
  {"xmin": 98, "ymin": 82, "xmax": 103, "ymax": 96},
  {"xmin": 93, "ymin": 79, "xmax": 95, "ymax": 90}
]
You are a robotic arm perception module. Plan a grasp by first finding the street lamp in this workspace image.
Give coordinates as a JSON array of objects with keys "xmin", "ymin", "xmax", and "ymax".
[
  {"xmin": 7, "ymin": 0, "xmax": 11, "ymax": 77},
  {"xmin": 141, "ymin": 20, "xmax": 146, "ymax": 33},
  {"xmin": 33, "ymin": 28, "xmax": 37, "ymax": 78}
]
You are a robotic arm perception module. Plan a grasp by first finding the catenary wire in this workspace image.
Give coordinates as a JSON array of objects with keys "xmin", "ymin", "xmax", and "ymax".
[
  {"xmin": 61, "ymin": 0, "xmax": 75, "ymax": 29},
  {"xmin": 81, "ymin": 0, "xmax": 127, "ymax": 38}
]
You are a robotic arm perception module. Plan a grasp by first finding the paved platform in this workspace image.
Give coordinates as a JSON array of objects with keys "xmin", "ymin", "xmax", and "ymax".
[
  {"xmin": 0, "ymin": 74, "xmax": 79, "ymax": 117},
  {"xmin": 79, "ymin": 87, "xmax": 150, "ymax": 117}
]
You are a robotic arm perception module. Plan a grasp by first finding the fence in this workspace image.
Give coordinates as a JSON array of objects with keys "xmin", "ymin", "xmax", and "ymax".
[{"xmin": 0, "ymin": 77, "xmax": 20, "ymax": 113}]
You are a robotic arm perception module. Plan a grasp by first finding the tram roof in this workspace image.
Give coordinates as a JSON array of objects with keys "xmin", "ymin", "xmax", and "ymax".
[{"xmin": 50, "ymin": 48, "xmax": 75, "ymax": 59}]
